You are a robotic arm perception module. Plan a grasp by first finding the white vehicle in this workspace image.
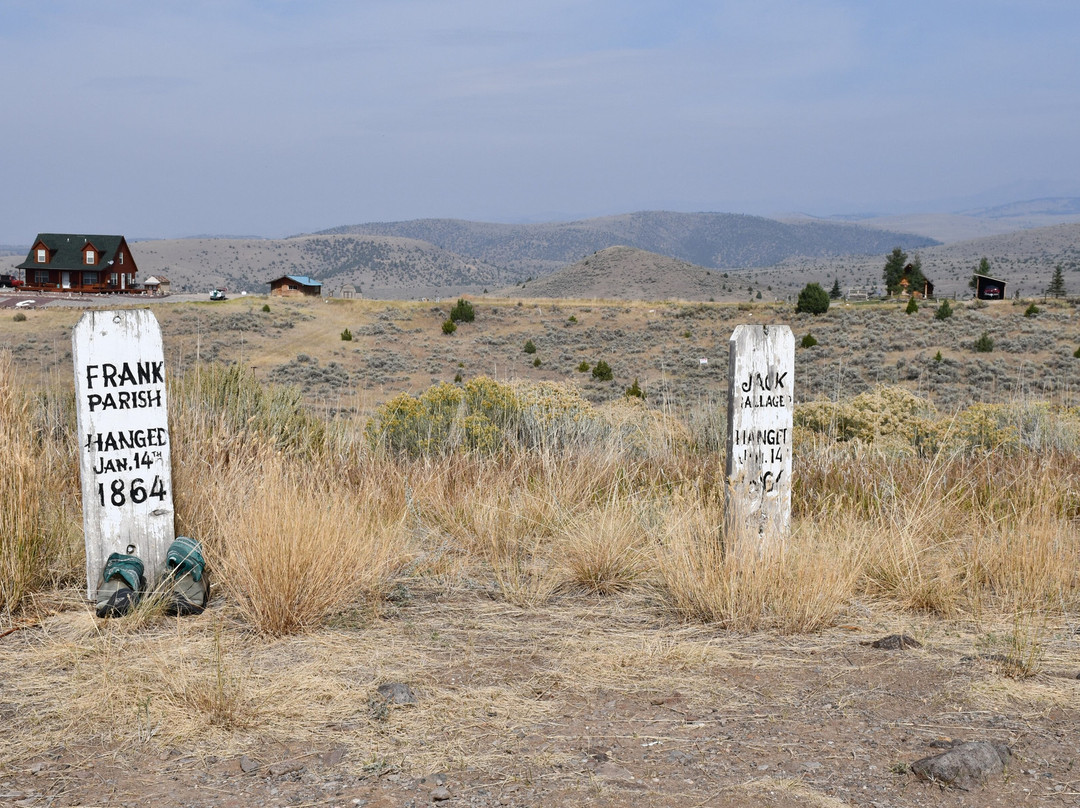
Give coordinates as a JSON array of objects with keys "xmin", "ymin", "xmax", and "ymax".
[{"xmin": 14, "ymin": 299, "xmax": 35, "ymax": 308}]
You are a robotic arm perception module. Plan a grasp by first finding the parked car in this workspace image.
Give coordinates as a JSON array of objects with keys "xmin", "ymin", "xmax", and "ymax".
[
  {"xmin": 209, "ymin": 289, "xmax": 227, "ymax": 301},
  {"xmin": 0, "ymin": 274, "xmax": 22, "ymax": 288}
]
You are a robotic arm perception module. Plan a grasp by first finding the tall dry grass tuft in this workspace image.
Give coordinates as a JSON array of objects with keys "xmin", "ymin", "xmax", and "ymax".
[
  {"xmin": 656, "ymin": 502, "xmax": 858, "ymax": 632},
  {"xmin": 207, "ymin": 452, "xmax": 408, "ymax": 635},
  {"xmin": 557, "ymin": 499, "xmax": 651, "ymax": 595},
  {"xmin": 0, "ymin": 352, "xmax": 80, "ymax": 615}
]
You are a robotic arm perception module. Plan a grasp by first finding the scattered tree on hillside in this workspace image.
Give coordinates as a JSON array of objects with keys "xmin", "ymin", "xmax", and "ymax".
[
  {"xmin": 883, "ymin": 248, "xmax": 908, "ymax": 295},
  {"xmin": 592, "ymin": 360, "xmax": 613, "ymax": 381},
  {"xmin": 970, "ymin": 257, "xmax": 991, "ymax": 292},
  {"xmin": 796, "ymin": 282, "xmax": 830, "ymax": 315},
  {"xmin": 450, "ymin": 298, "xmax": 475, "ymax": 323},
  {"xmin": 829, "ymin": 278, "xmax": 842, "ymax": 299},
  {"xmin": 1047, "ymin": 264, "xmax": 1067, "ymax": 298},
  {"xmin": 974, "ymin": 331, "xmax": 994, "ymax": 353},
  {"xmin": 906, "ymin": 255, "xmax": 927, "ymax": 296},
  {"xmin": 935, "ymin": 299, "xmax": 953, "ymax": 320}
]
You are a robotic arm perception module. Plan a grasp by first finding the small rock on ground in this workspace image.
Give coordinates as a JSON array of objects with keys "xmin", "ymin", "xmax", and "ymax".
[{"xmin": 911, "ymin": 741, "xmax": 1012, "ymax": 789}]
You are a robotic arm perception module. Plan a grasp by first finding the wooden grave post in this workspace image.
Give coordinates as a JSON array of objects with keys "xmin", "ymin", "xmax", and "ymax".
[
  {"xmin": 72, "ymin": 310, "xmax": 175, "ymax": 599},
  {"xmin": 725, "ymin": 324, "xmax": 794, "ymax": 557}
]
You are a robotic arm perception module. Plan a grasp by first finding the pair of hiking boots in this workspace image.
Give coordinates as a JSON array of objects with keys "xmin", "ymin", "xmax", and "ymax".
[{"xmin": 95, "ymin": 536, "xmax": 209, "ymax": 618}]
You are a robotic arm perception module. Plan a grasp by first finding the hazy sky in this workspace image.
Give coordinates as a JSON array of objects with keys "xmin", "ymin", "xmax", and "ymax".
[{"xmin": 3, "ymin": 0, "xmax": 1079, "ymax": 242}]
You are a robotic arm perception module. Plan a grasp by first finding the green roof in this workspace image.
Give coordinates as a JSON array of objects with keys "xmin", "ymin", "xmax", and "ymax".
[{"xmin": 16, "ymin": 233, "xmax": 128, "ymax": 271}]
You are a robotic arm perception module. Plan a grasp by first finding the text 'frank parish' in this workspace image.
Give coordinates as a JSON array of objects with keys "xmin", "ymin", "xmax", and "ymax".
[{"xmin": 83, "ymin": 361, "xmax": 165, "ymax": 411}]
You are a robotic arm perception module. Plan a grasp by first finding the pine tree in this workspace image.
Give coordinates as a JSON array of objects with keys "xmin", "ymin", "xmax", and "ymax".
[
  {"xmin": 829, "ymin": 278, "xmax": 842, "ymax": 299},
  {"xmin": 970, "ymin": 257, "xmax": 990, "ymax": 291},
  {"xmin": 883, "ymin": 248, "xmax": 908, "ymax": 295},
  {"xmin": 1047, "ymin": 264, "xmax": 1067, "ymax": 298},
  {"xmin": 796, "ymin": 282, "xmax": 830, "ymax": 314}
]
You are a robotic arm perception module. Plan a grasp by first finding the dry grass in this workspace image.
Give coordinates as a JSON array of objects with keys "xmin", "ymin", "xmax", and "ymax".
[
  {"xmin": 207, "ymin": 455, "xmax": 409, "ymax": 635},
  {"xmin": 0, "ymin": 352, "xmax": 80, "ymax": 616},
  {"xmin": 4, "ymin": 345, "xmax": 1080, "ymax": 792},
  {"xmin": 656, "ymin": 502, "xmax": 859, "ymax": 632}
]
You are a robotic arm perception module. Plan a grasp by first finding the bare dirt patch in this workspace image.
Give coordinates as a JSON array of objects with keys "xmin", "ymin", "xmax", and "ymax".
[{"xmin": 3, "ymin": 586, "xmax": 1079, "ymax": 807}]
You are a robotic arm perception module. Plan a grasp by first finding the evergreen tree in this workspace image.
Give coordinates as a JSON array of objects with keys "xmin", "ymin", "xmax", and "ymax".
[
  {"xmin": 796, "ymin": 282, "xmax": 830, "ymax": 314},
  {"xmin": 1047, "ymin": 264, "xmax": 1067, "ymax": 298},
  {"xmin": 829, "ymin": 278, "xmax": 842, "ymax": 299},
  {"xmin": 906, "ymin": 255, "xmax": 927, "ymax": 297},
  {"xmin": 450, "ymin": 298, "xmax": 475, "ymax": 323},
  {"xmin": 970, "ymin": 257, "xmax": 990, "ymax": 291},
  {"xmin": 883, "ymin": 248, "xmax": 907, "ymax": 294}
]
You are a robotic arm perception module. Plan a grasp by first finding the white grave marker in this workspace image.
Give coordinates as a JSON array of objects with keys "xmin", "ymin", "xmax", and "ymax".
[
  {"xmin": 725, "ymin": 324, "xmax": 794, "ymax": 556},
  {"xmin": 72, "ymin": 310, "xmax": 175, "ymax": 598}
]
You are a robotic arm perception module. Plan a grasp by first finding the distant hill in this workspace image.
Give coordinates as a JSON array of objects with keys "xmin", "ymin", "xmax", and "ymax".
[
  {"xmin": 128, "ymin": 234, "xmax": 508, "ymax": 298},
  {"xmin": 318, "ymin": 211, "xmax": 938, "ymax": 277},
  {"xmin": 499, "ymin": 246, "xmax": 730, "ymax": 300},
  {"xmin": 963, "ymin": 197, "xmax": 1080, "ymax": 219},
  {"xmin": 743, "ymin": 220, "xmax": 1080, "ymax": 303},
  {"xmin": 836, "ymin": 197, "xmax": 1080, "ymax": 244},
  {"xmin": 11, "ymin": 208, "xmax": 1076, "ymax": 303}
]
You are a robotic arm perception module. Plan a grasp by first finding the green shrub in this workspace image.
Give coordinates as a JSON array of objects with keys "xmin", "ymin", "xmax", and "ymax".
[
  {"xmin": 442, "ymin": 319, "xmax": 457, "ymax": 335},
  {"xmin": 12, "ymin": 312, "xmax": 26, "ymax": 322},
  {"xmin": 934, "ymin": 299, "xmax": 953, "ymax": 320},
  {"xmin": 523, "ymin": 340, "xmax": 536, "ymax": 354},
  {"xmin": 340, "ymin": 328, "xmax": 353, "ymax": 341},
  {"xmin": 934, "ymin": 351, "xmax": 943, "ymax": 362},
  {"xmin": 800, "ymin": 333, "xmax": 818, "ymax": 349},
  {"xmin": 625, "ymin": 378, "xmax": 645, "ymax": 399},
  {"xmin": 567, "ymin": 315, "xmax": 577, "ymax": 324},
  {"xmin": 974, "ymin": 331, "xmax": 994, "ymax": 353},
  {"xmin": 532, "ymin": 358, "xmax": 542, "ymax": 367},
  {"xmin": 905, "ymin": 297, "xmax": 918, "ymax": 314},
  {"xmin": 591, "ymin": 360, "xmax": 614, "ymax": 381},
  {"xmin": 261, "ymin": 304, "xmax": 270, "ymax": 312},
  {"xmin": 1024, "ymin": 302, "xmax": 1039, "ymax": 317},
  {"xmin": 450, "ymin": 298, "xmax": 475, "ymax": 323},
  {"xmin": 454, "ymin": 372, "xmax": 463, "ymax": 383},
  {"xmin": 795, "ymin": 282, "xmax": 830, "ymax": 314},
  {"xmin": 365, "ymin": 376, "xmax": 687, "ymax": 458},
  {"xmin": 1073, "ymin": 346, "xmax": 1080, "ymax": 359},
  {"xmin": 577, "ymin": 361, "xmax": 591, "ymax": 373}
]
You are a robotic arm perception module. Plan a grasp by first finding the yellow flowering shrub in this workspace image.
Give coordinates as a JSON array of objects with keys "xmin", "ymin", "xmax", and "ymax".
[{"xmin": 367, "ymin": 376, "xmax": 689, "ymax": 458}]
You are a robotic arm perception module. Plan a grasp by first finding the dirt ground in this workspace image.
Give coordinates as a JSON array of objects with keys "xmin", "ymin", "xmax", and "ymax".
[{"xmin": 2, "ymin": 583, "xmax": 1079, "ymax": 808}]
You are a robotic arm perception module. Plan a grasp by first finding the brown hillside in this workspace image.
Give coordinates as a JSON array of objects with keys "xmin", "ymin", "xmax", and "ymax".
[
  {"xmin": 125, "ymin": 235, "xmax": 508, "ymax": 298},
  {"xmin": 498, "ymin": 246, "xmax": 731, "ymax": 301}
]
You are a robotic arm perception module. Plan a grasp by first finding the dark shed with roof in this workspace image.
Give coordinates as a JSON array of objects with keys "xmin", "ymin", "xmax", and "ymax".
[{"xmin": 973, "ymin": 274, "xmax": 1007, "ymax": 300}]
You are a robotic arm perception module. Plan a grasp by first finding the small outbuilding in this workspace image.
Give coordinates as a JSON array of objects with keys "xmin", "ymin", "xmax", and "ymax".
[
  {"xmin": 973, "ymin": 274, "xmax": 1007, "ymax": 301},
  {"xmin": 143, "ymin": 275, "xmax": 170, "ymax": 295},
  {"xmin": 268, "ymin": 275, "xmax": 322, "ymax": 298}
]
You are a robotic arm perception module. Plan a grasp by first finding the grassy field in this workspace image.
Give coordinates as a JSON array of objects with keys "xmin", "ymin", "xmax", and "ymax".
[{"xmin": 1, "ymin": 295, "xmax": 1079, "ymax": 805}]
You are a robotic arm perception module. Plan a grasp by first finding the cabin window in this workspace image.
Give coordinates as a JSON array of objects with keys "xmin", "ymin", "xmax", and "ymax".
[
  {"xmin": 85, "ymin": 249, "xmax": 96, "ymax": 265},
  {"xmin": 36, "ymin": 248, "xmax": 47, "ymax": 263},
  {"xmin": 35, "ymin": 270, "xmax": 49, "ymax": 284},
  {"xmin": 84, "ymin": 271, "xmax": 98, "ymax": 285}
]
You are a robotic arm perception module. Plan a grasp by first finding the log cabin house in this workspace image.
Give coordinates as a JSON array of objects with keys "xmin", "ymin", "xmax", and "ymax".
[
  {"xmin": 268, "ymin": 275, "xmax": 322, "ymax": 297},
  {"xmin": 17, "ymin": 234, "xmax": 138, "ymax": 293}
]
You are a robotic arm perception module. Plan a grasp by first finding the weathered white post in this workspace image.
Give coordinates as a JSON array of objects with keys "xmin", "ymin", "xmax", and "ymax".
[
  {"xmin": 72, "ymin": 310, "xmax": 175, "ymax": 599},
  {"xmin": 725, "ymin": 324, "xmax": 794, "ymax": 557}
]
